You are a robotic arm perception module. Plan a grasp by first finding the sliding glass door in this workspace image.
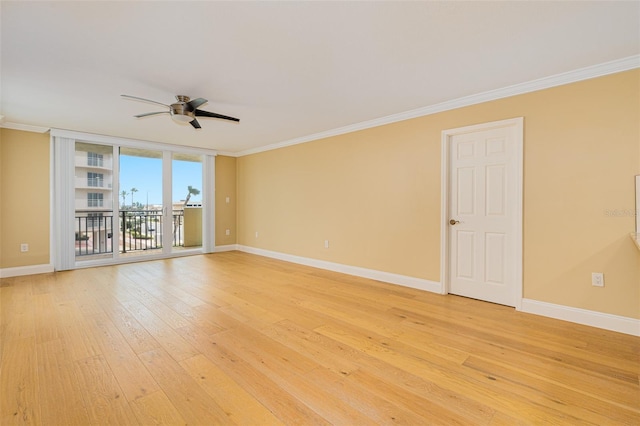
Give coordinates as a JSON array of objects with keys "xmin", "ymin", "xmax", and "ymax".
[
  {"xmin": 172, "ymin": 154, "xmax": 203, "ymax": 252},
  {"xmin": 119, "ymin": 148, "xmax": 164, "ymax": 258},
  {"xmin": 53, "ymin": 129, "xmax": 215, "ymax": 271},
  {"xmin": 74, "ymin": 142, "xmax": 115, "ymax": 259}
]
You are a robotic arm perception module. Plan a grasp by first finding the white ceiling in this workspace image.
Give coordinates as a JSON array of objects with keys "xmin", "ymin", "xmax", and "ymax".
[{"xmin": 1, "ymin": 1, "xmax": 639, "ymax": 154}]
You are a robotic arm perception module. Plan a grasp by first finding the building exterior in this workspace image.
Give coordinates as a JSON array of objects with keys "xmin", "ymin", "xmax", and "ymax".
[{"xmin": 74, "ymin": 143, "xmax": 114, "ymax": 254}]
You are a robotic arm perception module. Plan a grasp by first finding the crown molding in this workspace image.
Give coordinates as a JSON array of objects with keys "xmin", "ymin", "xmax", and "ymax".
[
  {"xmin": 0, "ymin": 121, "xmax": 50, "ymax": 133},
  {"xmin": 216, "ymin": 150, "xmax": 239, "ymax": 157},
  {"xmin": 234, "ymin": 55, "xmax": 640, "ymax": 157},
  {"xmin": 49, "ymin": 128, "xmax": 218, "ymax": 156},
  {"xmin": 2, "ymin": 55, "xmax": 637, "ymax": 156}
]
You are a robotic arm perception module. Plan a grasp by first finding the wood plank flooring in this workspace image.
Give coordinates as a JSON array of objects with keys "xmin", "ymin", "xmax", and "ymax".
[{"xmin": 1, "ymin": 251, "xmax": 638, "ymax": 425}]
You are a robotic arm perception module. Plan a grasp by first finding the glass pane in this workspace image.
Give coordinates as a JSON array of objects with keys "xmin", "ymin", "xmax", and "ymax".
[
  {"xmin": 119, "ymin": 147, "xmax": 163, "ymax": 257},
  {"xmin": 172, "ymin": 153, "xmax": 203, "ymax": 251},
  {"xmin": 75, "ymin": 142, "xmax": 114, "ymax": 258}
]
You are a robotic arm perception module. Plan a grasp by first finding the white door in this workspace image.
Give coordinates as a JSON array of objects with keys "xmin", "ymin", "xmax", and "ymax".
[{"xmin": 443, "ymin": 118, "xmax": 523, "ymax": 307}]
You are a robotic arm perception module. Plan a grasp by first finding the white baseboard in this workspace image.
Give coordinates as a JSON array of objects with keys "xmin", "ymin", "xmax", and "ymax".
[
  {"xmin": 231, "ymin": 246, "xmax": 637, "ymax": 336},
  {"xmin": 236, "ymin": 245, "xmax": 442, "ymax": 293},
  {"xmin": 0, "ymin": 263, "xmax": 54, "ymax": 278},
  {"xmin": 2, "ymin": 252, "xmax": 635, "ymax": 336},
  {"xmin": 520, "ymin": 298, "xmax": 640, "ymax": 337},
  {"xmin": 215, "ymin": 244, "xmax": 240, "ymax": 252}
]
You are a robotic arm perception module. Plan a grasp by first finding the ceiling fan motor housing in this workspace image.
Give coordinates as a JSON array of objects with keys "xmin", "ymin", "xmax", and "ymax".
[{"xmin": 170, "ymin": 96, "xmax": 195, "ymax": 122}]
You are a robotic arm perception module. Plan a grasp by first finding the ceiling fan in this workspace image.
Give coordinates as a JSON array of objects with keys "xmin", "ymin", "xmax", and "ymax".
[{"xmin": 121, "ymin": 94, "xmax": 239, "ymax": 129}]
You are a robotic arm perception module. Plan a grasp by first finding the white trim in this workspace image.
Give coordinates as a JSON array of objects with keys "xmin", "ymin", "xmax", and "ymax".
[
  {"xmin": 4, "ymin": 252, "xmax": 636, "ymax": 336},
  {"xmin": 0, "ymin": 122, "xmax": 50, "ymax": 133},
  {"xmin": 49, "ymin": 128, "xmax": 218, "ymax": 156},
  {"xmin": 216, "ymin": 151, "xmax": 238, "ymax": 158},
  {"xmin": 72, "ymin": 249, "xmax": 202, "ymax": 270},
  {"xmin": 50, "ymin": 129, "xmax": 217, "ymax": 270},
  {"xmin": 440, "ymin": 117, "xmax": 524, "ymax": 308},
  {"xmin": 234, "ymin": 55, "xmax": 639, "ymax": 157},
  {"xmin": 237, "ymin": 245, "xmax": 442, "ymax": 293},
  {"xmin": 52, "ymin": 137, "xmax": 77, "ymax": 271},
  {"xmin": 162, "ymin": 151, "xmax": 173, "ymax": 256},
  {"xmin": 229, "ymin": 247, "xmax": 637, "ymax": 336},
  {"xmin": 215, "ymin": 244, "xmax": 239, "ymax": 252},
  {"xmin": 520, "ymin": 298, "xmax": 640, "ymax": 337},
  {"xmin": 202, "ymin": 154, "xmax": 216, "ymax": 254},
  {"xmin": 439, "ymin": 133, "xmax": 449, "ymax": 296},
  {"xmin": 3, "ymin": 57, "xmax": 637, "ymax": 158},
  {"xmin": 49, "ymin": 137, "xmax": 56, "ymax": 272},
  {"xmin": 112, "ymin": 144, "xmax": 121, "ymax": 262},
  {"xmin": 0, "ymin": 264, "xmax": 54, "ymax": 278}
]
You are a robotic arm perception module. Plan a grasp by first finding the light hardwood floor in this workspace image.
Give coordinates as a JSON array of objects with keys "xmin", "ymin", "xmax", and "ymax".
[{"xmin": 1, "ymin": 251, "xmax": 638, "ymax": 425}]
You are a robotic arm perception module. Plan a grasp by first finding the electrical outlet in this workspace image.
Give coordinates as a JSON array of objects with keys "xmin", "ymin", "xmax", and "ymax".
[
  {"xmin": 20, "ymin": 243, "xmax": 29, "ymax": 252},
  {"xmin": 226, "ymin": 196, "xmax": 230, "ymax": 204},
  {"xmin": 226, "ymin": 229, "xmax": 230, "ymax": 236},
  {"xmin": 591, "ymin": 272, "xmax": 604, "ymax": 287},
  {"xmin": 255, "ymin": 231, "xmax": 259, "ymax": 238},
  {"xmin": 324, "ymin": 240, "xmax": 329, "ymax": 249}
]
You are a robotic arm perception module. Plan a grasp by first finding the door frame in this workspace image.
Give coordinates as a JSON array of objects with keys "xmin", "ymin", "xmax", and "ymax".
[
  {"xmin": 439, "ymin": 117, "xmax": 524, "ymax": 309},
  {"xmin": 51, "ymin": 128, "xmax": 217, "ymax": 271}
]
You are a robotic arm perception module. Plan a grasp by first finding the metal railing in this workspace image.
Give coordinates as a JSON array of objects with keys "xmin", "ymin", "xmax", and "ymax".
[
  {"xmin": 121, "ymin": 210, "xmax": 162, "ymax": 253},
  {"xmin": 75, "ymin": 210, "xmax": 113, "ymax": 256},
  {"xmin": 172, "ymin": 210, "xmax": 184, "ymax": 249},
  {"xmin": 75, "ymin": 157, "xmax": 113, "ymax": 169},
  {"xmin": 75, "ymin": 209, "xmax": 185, "ymax": 257}
]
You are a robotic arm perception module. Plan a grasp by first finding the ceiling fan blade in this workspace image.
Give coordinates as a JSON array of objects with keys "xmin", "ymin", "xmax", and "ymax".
[
  {"xmin": 121, "ymin": 94, "xmax": 169, "ymax": 108},
  {"xmin": 186, "ymin": 98, "xmax": 208, "ymax": 109},
  {"xmin": 195, "ymin": 109, "xmax": 240, "ymax": 122},
  {"xmin": 134, "ymin": 111, "xmax": 169, "ymax": 118},
  {"xmin": 190, "ymin": 118, "xmax": 202, "ymax": 129}
]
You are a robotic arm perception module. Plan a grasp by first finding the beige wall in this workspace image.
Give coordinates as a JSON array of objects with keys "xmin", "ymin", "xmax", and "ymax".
[
  {"xmin": 0, "ymin": 129, "xmax": 50, "ymax": 268},
  {"xmin": 237, "ymin": 70, "xmax": 640, "ymax": 319},
  {"xmin": 1, "ymin": 71, "xmax": 638, "ymax": 319},
  {"xmin": 215, "ymin": 155, "xmax": 237, "ymax": 246}
]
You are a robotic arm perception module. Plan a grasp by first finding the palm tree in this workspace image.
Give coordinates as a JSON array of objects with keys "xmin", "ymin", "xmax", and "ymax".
[
  {"xmin": 183, "ymin": 185, "xmax": 200, "ymax": 207},
  {"xmin": 120, "ymin": 190, "xmax": 128, "ymax": 209},
  {"xmin": 130, "ymin": 187, "xmax": 138, "ymax": 208}
]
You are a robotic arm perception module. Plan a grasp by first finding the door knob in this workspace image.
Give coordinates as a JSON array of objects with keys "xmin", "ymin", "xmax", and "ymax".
[{"xmin": 449, "ymin": 219, "xmax": 460, "ymax": 225}]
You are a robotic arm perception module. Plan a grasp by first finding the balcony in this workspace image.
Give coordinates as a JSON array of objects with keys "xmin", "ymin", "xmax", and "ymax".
[
  {"xmin": 75, "ymin": 209, "xmax": 189, "ymax": 257},
  {"xmin": 75, "ymin": 198, "xmax": 114, "ymax": 210},
  {"xmin": 75, "ymin": 157, "xmax": 113, "ymax": 170},
  {"xmin": 75, "ymin": 177, "xmax": 113, "ymax": 189},
  {"xmin": 75, "ymin": 210, "xmax": 113, "ymax": 256}
]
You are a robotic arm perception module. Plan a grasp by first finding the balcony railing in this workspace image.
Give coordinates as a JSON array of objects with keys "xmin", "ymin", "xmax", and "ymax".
[
  {"xmin": 75, "ymin": 177, "xmax": 113, "ymax": 188},
  {"xmin": 75, "ymin": 209, "xmax": 186, "ymax": 257},
  {"xmin": 75, "ymin": 198, "xmax": 113, "ymax": 210},
  {"xmin": 75, "ymin": 157, "xmax": 113, "ymax": 169},
  {"xmin": 75, "ymin": 210, "xmax": 114, "ymax": 256}
]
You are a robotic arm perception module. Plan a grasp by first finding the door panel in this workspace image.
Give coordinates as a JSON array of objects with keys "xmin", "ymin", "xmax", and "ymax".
[
  {"xmin": 484, "ymin": 232, "xmax": 505, "ymax": 284},
  {"xmin": 119, "ymin": 147, "xmax": 164, "ymax": 258},
  {"xmin": 74, "ymin": 142, "xmax": 115, "ymax": 261},
  {"xmin": 455, "ymin": 231, "xmax": 476, "ymax": 280},
  {"xmin": 485, "ymin": 165, "xmax": 506, "ymax": 216},
  {"xmin": 448, "ymin": 122, "xmax": 520, "ymax": 306},
  {"xmin": 457, "ymin": 167, "xmax": 476, "ymax": 215},
  {"xmin": 172, "ymin": 154, "xmax": 203, "ymax": 252}
]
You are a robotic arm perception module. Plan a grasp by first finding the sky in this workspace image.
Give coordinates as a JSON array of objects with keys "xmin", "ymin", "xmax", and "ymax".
[{"xmin": 119, "ymin": 155, "xmax": 202, "ymax": 207}]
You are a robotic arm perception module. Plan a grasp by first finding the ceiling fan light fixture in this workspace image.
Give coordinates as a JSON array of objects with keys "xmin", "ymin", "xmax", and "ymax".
[{"xmin": 171, "ymin": 114, "xmax": 194, "ymax": 123}]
